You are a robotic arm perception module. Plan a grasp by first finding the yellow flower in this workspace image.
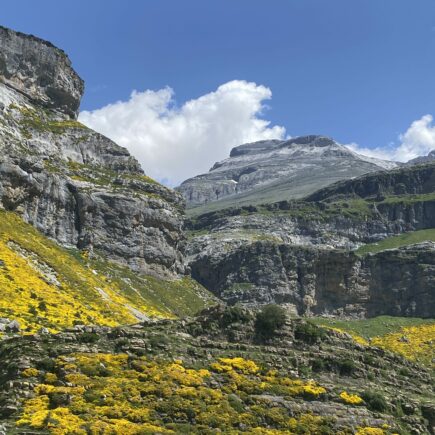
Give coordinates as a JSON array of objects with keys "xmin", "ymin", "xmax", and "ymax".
[{"xmin": 340, "ymin": 391, "xmax": 363, "ymax": 405}]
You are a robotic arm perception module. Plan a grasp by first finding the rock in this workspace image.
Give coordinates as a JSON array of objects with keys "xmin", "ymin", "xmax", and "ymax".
[
  {"xmin": 0, "ymin": 26, "xmax": 84, "ymax": 118},
  {"xmin": 177, "ymin": 135, "xmax": 397, "ymax": 211},
  {"xmin": 185, "ymin": 162, "xmax": 435, "ymax": 315},
  {"xmin": 408, "ymin": 149, "xmax": 435, "ymax": 166},
  {"xmin": 5, "ymin": 320, "xmax": 20, "ymax": 333},
  {"xmin": 0, "ymin": 25, "xmax": 186, "ymax": 278},
  {"xmin": 38, "ymin": 327, "xmax": 50, "ymax": 335}
]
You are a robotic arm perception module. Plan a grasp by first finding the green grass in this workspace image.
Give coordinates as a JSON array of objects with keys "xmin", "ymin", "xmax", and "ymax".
[
  {"xmin": 311, "ymin": 316, "xmax": 435, "ymax": 340},
  {"xmin": 379, "ymin": 192, "xmax": 435, "ymax": 205},
  {"xmin": 356, "ymin": 228, "xmax": 435, "ymax": 255},
  {"xmin": 88, "ymin": 255, "xmax": 217, "ymax": 317}
]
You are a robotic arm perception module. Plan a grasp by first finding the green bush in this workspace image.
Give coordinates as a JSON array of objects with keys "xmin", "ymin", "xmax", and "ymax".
[
  {"xmin": 311, "ymin": 358, "xmax": 327, "ymax": 372},
  {"xmin": 255, "ymin": 305, "xmax": 287, "ymax": 340},
  {"xmin": 338, "ymin": 358, "xmax": 356, "ymax": 376},
  {"xmin": 361, "ymin": 390, "xmax": 388, "ymax": 412},
  {"xmin": 221, "ymin": 306, "xmax": 253, "ymax": 326},
  {"xmin": 294, "ymin": 321, "xmax": 326, "ymax": 344},
  {"xmin": 78, "ymin": 332, "xmax": 100, "ymax": 343}
]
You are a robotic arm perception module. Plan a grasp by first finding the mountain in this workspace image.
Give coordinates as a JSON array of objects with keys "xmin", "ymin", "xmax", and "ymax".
[
  {"xmin": 0, "ymin": 26, "xmax": 216, "ymax": 331},
  {"xmin": 0, "ymin": 25, "xmax": 434, "ymax": 435},
  {"xmin": 177, "ymin": 135, "xmax": 397, "ymax": 215},
  {"xmin": 408, "ymin": 149, "xmax": 435, "ymax": 165},
  {"xmin": 186, "ymin": 162, "xmax": 435, "ymax": 317}
]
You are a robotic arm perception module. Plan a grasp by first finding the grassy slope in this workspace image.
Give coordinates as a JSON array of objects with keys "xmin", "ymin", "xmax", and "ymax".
[
  {"xmin": 356, "ymin": 229, "xmax": 435, "ymax": 255},
  {"xmin": 0, "ymin": 211, "xmax": 214, "ymax": 332},
  {"xmin": 311, "ymin": 316, "xmax": 435, "ymax": 366}
]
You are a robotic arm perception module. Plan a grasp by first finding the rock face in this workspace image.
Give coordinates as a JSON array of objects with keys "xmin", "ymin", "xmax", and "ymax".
[
  {"xmin": 177, "ymin": 135, "xmax": 397, "ymax": 213},
  {"xmin": 0, "ymin": 26, "xmax": 84, "ymax": 118},
  {"xmin": 189, "ymin": 239, "xmax": 435, "ymax": 317},
  {"xmin": 408, "ymin": 150, "xmax": 435, "ymax": 166},
  {"xmin": 186, "ymin": 163, "xmax": 435, "ymax": 316},
  {"xmin": 0, "ymin": 26, "xmax": 186, "ymax": 277}
]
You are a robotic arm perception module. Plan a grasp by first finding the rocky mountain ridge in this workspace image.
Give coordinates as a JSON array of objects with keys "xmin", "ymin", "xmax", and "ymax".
[
  {"xmin": 186, "ymin": 162, "xmax": 435, "ymax": 316},
  {"xmin": 178, "ymin": 135, "xmax": 398, "ymax": 214}
]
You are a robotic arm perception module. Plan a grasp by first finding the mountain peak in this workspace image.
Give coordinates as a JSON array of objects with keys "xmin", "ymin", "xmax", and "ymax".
[
  {"xmin": 178, "ymin": 135, "xmax": 397, "ymax": 212},
  {"xmin": 0, "ymin": 26, "xmax": 84, "ymax": 118},
  {"xmin": 229, "ymin": 135, "xmax": 336, "ymax": 158}
]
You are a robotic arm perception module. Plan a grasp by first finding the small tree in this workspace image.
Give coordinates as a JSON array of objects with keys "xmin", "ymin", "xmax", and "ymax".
[{"xmin": 255, "ymin": 304, "xmax": 286, "ymax": 341}]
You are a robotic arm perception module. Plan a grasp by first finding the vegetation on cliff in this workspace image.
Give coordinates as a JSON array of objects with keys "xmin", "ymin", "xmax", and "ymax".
[{"xmin": 0, "ymin": 211, "xmax": 214, "ymax": 332}]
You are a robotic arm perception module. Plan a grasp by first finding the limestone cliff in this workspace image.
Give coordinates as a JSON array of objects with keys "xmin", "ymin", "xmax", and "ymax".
[
  {"xmin": 0, "ymin": 26, "xmax": 185, "ymax": 277},
  {"xmin": 186, "ymin": 163, "xmax": 435, "ymax": 317}
]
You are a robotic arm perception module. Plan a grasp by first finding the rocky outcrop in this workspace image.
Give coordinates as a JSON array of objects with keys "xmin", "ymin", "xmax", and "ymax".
[
  {"xmin": 408, "ymin": 150, "xmax": 435, "ymax": 166},
  {"xmin": 177, "ymin": 135, "xmax": 397, "ymax": 213},
  {"xmin": 0, "ymin": 26, "xmax": 186, "ymax": 277},
  {"xmin": 186, "ymin": 163, "xmax": 435, "ymax": 316},
  {"xmin": 189, "ymin": 239, "xmax": 435, "ymax": 317},
  {"xmin": 307, "ymin": 162, "xmax": 435, "ymax": 202},
  {"xmin": 0, "ymin": 26, "xmax": 84, "ymax": 118}
]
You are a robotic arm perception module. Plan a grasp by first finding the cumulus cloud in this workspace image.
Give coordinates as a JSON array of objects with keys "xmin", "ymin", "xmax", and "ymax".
[
  {"xmin": 79, "ymin": 80, "xmax": 286, "ymax": 186},
  {"xmin": 395, "ymin": 114, "xmax": 435, "ymax": 161},
  {"xmin": 346, "ymin": 114, "xmax": 435, "ymax": 163}
]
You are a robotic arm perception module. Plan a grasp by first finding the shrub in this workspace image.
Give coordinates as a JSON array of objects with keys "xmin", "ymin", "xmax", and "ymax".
[
  {"xmin": 340, "ymin": 391, "xmax": 363, "ymax": 405},
  {"xmin": 78, "ymin": 332, "xmax": 100, "ymax": 343},
  {"xmin": 221, "ymin": 306, "xmax": 253, "ymax": 326},
  {"xmin": 294, "ymin": 322, "xmax": 326, "ymax": 344},
  {"xmin": 311, "ymin": 358, "xmax": 327, "ymax": 372},
  {"xmin": 255, "ymin": 305, "xmax": 287, "ymax": 341},
  {"xmin": 37, "ymin": 357, "xmax": 56, "ymax": 372},
  {"xmin": 338, "ymin": 359, "xmax": 356, "ymax": 376},
  {"xmin": 38, "ymin": 301, "xmax": 47, "ymax": 311},
  {"xmin": 360, "ymin": 390, "xmax": 388, "ymax": 412}
]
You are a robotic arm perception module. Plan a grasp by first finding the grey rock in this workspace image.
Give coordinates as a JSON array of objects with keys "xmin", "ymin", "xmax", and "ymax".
[
  {"xmin": 0, "ymin": 25, "xmax": 186, "ymax": 277},
  {"xmin": 0, "ymin": 26, "xmax": 84, "ymax": 118},
  {"xmin": 5, "ymin": 320, "xmax": 20, "ymax": 333},
  {"xmin": 186, "ymin": 163, "xmax": 435, "ymax": 316},
  {"xmin": 177, "ymin": 135, "xmax": 397, "ymax": 213},
  {"xmin": 408, "ymin": 150, "xmax": 435, "ymax": 166}
]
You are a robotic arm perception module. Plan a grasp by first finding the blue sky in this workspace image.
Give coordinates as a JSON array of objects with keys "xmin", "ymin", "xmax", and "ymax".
[{"xmin": 3, "ymin": 1, "xmax": 435, "ymax": 184}]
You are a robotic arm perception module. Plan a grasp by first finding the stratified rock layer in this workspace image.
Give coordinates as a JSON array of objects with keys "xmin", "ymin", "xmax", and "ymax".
[
  {"xmin": 0, "ymin": 27, "xmax": 186, "ymax": 277},
  {"xmin": 0, "ymin": 26, "xmax": 84, "ymax": 117},
  {"xmin": 186, "ymin": 163, "xmax": 435, "ymax": 316}
]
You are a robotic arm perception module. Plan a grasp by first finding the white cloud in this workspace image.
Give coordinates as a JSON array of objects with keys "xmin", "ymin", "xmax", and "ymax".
[
  {"xmin": 79, "ymin": 80, "xmax": 285, "ymax": 186},
  {"xmin": 345, "ymin": 114, "xmax": 435, "ymax": 163},
  {"xmin": 395, "ymin": 114, "xmax": 435, "ymax": 161}
]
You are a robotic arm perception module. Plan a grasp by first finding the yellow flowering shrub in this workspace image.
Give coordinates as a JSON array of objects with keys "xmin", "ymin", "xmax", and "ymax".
[
  {"xmin": 302, "ymin": 381, "xmax": 326, "ymax": 398},
  {"xmin": 16, "ymin": 353, "xmax": 340, "ymax": 434},
  {"xmin": 210, "ymin": 357, "xmax": 260, "ymax": 374},
  {"xmin": 340, "ymin": 391, "xmax": 363, "ymax": 405},
  {"xmin": 371, "ymin": 324, "xmax": 435, "ymax": 366},
  {"xmin": 21, "ymin": 367, "xmax": 39, "ymax": 377},
  {"xmin": 356, "ymin": 428, "xmax": 386, "ymax": 435}
]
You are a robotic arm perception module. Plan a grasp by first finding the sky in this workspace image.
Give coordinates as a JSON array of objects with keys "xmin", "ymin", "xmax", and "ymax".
[{"xmin": 2, "ymin": 0, "xmax": 435, "ymax": 185}]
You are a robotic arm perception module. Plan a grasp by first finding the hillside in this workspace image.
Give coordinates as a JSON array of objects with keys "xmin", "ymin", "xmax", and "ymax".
[
  {"xmin": 0, "ymin": 27, "xmax": 216, "ymax": 330},
  {"xmin": 1, "ymin": 306, "xmax": 434, "ymax": 434}
]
